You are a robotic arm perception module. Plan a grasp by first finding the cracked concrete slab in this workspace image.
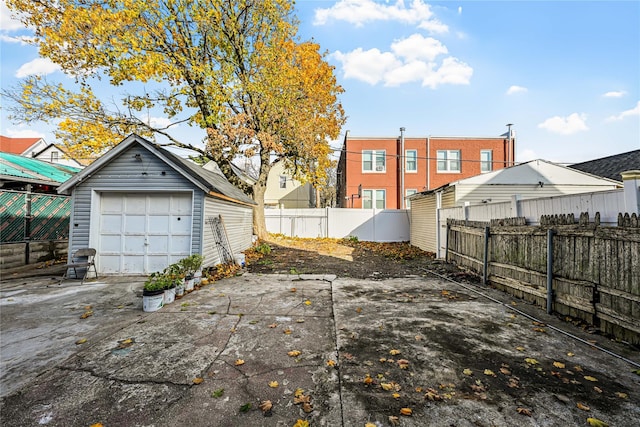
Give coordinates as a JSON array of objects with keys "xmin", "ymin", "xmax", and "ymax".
[{"xmin": 1, "ymin": 272, "xmax": 638, "ymax": 427}]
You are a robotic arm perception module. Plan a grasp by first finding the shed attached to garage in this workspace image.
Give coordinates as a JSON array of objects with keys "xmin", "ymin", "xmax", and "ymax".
[{"xmin": 57, "ymin": 134, "xmax": 255, "ymax": 275}]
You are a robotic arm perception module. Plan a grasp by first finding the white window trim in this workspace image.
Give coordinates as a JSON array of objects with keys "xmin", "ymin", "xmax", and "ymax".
[
  {"xmin": 480, "ymin": 149, "xmax": 493, "ymax": 173},
  {"xmin": 436, "ymin": 150, "xmax": 461, "ymax": 173},
  {"xmin": 361, "ymin": 189, "xmax": 386, "ymax": 209},
  {"xmin": 405, "ymin": 189, "xmax": 417, "ymax": 208},
  {"xmin": 405, "ymin": 149, "xmax": 417, "ymax": 173},
  {"xmin": 362, "ymin": 150, "xmax": 386, "ymax": 173}
]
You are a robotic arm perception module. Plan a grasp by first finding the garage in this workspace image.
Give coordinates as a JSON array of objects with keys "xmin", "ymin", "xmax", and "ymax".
[
  {"xmin": 58, "ymin": 134, "xmax": 255, "ymax": 276},
  {"xmin": 98, "ymin": 192, "xmax": 193, "ymax": 274}
]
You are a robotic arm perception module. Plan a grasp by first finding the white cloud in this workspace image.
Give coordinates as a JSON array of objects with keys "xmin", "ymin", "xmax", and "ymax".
[
  {"xmin": 506, "ymin": 85, "xmax": 528, "ymax": 95},
  {"xmin": 0, "ymin": 1, "xmax": 26, "ymax": 32},
  {"xmin": 333, "ymin": 48, "xmax": 400, "ymax": 85},
  {"xmin": 422, "ymin": 57, "xmax": 472, "ymax": 88},
  {"xmin": 332, "ymin": 34, "xmax": 472, "ymax": 88},
  {"xmin": 15, "ymin": 57, "xmax": 60, "ymax": 77},
  {"xmin": 147, "ymin": 117, "xmax": 174, "ymax": 128},
  {"xmin": 0, "ymin": 34, "xmax": 35, "ymax": 44},
  {"xmin": 384, "ymin": 60, "xmax": 432, "ymax": 86},
  {"xmin": 314, "ymin": 0, "xmax": 448, "ymax": 34},
  {"xmin": 605, "ymin": 101, "xmax": 640, "ymax": 122},
  {"xmin": 6, "ymin": 128, "xmax": 46, "ymax": 139},
  {"xmin": 602, "ymin": 90, "xmax": 627, "ymax": 98},
  {"xmin": 458, "ymin": 6, "xmax": 463, "ymax": 15},
  {"xmin": 538, "ymin": 113, "xmax": 589, "ymax": 135},
  {"xmin": 391, "ymin": 34, "xmax": 447, "ymax": 62}
]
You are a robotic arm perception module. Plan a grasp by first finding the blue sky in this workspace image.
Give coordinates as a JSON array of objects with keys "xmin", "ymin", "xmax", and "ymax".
[{"xmin": 1, "ymin": 0, "xmax": 639, "ymax": 164}]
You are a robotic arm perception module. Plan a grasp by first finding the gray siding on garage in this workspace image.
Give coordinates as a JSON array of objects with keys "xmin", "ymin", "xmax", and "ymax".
[
  {"xmin": 68, "ymin": 144, "xmax": 205, "ymax": 258},
  {"xmin": 202, "ymin": 197, "xmax": 253, "ymax": 267}
]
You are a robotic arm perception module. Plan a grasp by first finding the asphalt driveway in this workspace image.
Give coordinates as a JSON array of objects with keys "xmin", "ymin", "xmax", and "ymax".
[{"xmin": 1, "ymin": 271, "xmax": 638, "ymax": 426}]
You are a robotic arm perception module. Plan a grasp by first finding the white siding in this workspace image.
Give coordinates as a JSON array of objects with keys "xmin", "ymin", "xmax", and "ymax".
[
  {"xmin": 410, "ymin": 195, "xmax": 437, "ymax": 253},
  {"xmin": 202, "ymin": 197, "xmax": 253, "ymax": 267}
]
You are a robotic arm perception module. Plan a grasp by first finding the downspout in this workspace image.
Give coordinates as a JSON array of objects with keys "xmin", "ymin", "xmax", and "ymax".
[
  {"xmin": 427, "ymin": 136, "xmax": 431, "ymax": 190},
  {"xmin": 400, "ymin": 127, "xmax": 405, "ymax": 209}
]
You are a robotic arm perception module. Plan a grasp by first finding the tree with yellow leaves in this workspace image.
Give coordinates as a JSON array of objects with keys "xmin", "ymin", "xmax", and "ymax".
[{"xmin": 4, "ymin": 0, "xmax": 345, "ymax": 237}]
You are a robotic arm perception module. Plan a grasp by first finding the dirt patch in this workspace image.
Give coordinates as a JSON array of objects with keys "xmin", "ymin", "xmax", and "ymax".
[{"xmin": 245, "ymin": 236, "xmax": 470, "ymax": 281}]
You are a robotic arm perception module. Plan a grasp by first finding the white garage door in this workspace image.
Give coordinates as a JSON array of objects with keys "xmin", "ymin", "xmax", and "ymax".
[{"xmin": 98, "ymin": 193, "xmax": 193, "ymax": 274}]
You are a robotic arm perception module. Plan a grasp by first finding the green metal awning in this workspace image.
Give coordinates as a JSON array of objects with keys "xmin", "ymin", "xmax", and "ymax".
[{"xmin": 0, "ymin": 152, "xmax": 81, "ymax": 184}]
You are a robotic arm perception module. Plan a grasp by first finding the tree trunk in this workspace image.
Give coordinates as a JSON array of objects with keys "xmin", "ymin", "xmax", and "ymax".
[{"xmin": 252, "ymin": 182, "xmax": 268, "ymax": 239}]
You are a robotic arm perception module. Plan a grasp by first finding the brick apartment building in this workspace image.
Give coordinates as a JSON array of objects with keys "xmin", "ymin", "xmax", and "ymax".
[{"xmin": 336, "ymin": 126, "xmax": 516, "ymax": 209}]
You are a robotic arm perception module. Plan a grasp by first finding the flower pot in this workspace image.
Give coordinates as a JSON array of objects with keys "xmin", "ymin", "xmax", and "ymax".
[
  {"xmin": 185, "ymin": 276, "xmax": 195, "ymax": 292},
  {"xmin": 176, "ymin": 285, "xmax": 185, "ymax": 297},
  {"xmin": 164, "ymin": 286, "xmax": 176, "ymax": 304},
  {"xmin": 142, "ymin": 289, "xmax": 165, "ymax": 312}
]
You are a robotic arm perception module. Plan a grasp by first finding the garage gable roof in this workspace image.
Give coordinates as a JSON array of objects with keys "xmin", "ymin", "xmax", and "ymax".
[{"xmin": 57, "ymin": 134, "xmax": 256, "ymax": 205}]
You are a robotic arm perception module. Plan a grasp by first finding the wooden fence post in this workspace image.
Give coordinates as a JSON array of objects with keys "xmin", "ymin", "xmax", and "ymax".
[
  {"xmin": 546, "ymin": 228, "xmax": 555, "ymax": 314},
  {"xmin": 482, "ymin": 226, "xmax": 490, "ymax": 285}
]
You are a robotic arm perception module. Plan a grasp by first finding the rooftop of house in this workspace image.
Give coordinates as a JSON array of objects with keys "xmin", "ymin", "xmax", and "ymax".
[
  {"xmin": 0, "ymin": 135, "xmax": 43, "ymax": 155},
  {"xmin": 569, "ymin": 149, "xmax": 640, "ymax": 182}
]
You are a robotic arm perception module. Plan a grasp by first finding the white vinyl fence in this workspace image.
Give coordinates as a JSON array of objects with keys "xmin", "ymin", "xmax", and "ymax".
[
  {"xmin": 437, "ymin": 189, "xmax": 627, "ymax": 257},
  {"xmin": 265, "ymin": 208, "xmax": 410, "ymax": 242}
]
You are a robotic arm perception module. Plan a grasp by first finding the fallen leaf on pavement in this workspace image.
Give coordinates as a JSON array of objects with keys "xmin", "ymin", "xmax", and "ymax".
[
  {"xmin": 524, "ymin": 358, "xmax": 539, "ymax": 365},
  {"xmin": 80, "ymin": 310, "xmax": 93, "ymax": 319},
  {"xmin": 587, "ymin": 417, "xmax": 609, "ymax": 427},
  {"xmin": 235, "ymin": 359, "xmax": 245, "ymax": 366},
  {"xmin": 400, "ymin": 407, "xmax": 413, "ymax": 416},
  {"xmin": 212, "ymin": 388, "xmax": 224, "ymax": 398},
  {"xmin": 553, "ymin": 361, "xmax": 565, "ymax": 369},
  {"xmin": 397, "ymin": 359, "xmax": 410, "ymax": 369},
  {"xmin": 389, "ymin": 349, "xmax": 401, "ymax": 356},
  {"xmin": 239, "ymin": 403, "xmax": 251, "ymax": 413},
  {"xmin": 484, "ymin": 369, "xmax": 496, "ymax": 377},
  {"xmin": 304, "ymin": 300, "xmax": 311, "ymax": 305},
  {"xmin": 269, "ymin": 381, "xmax": 279, "ymax": 388},
  {"xmin": 293, "ymin": 420, "xmax": 309, "ymax": 427},
  {"xmin": 463, "ymin": 368, "xmax": 473, "ymax": 376},
  {"xmin": 259, "ymin": 400, "xmax": 272, "ymax": 414},
  {"xmin": 576, "ymin": 402, "xmax": 590, "ymax": 411},
  {"xmin": 584, "ymin": 375, "xmax": 598, "ymax": 382},
  {"xmin": 389, "ymin": 416, "xmax": 400, "ymax": 426},
  {"xmin": 517, "ymin": 407, "xmax": 532, "ymax": 416},
  {"xmin": 268, "ymin": 323, "xmax": 277, "ymax": 328},
  {"xmin": 192, "ymin": 377, "xmax": 203, "ymax": 385},
  {"xmin": 75, "ymin": 338, "xmax": 87, "ymax": 345},
  {"xmin": 327, "ymin": 360, "xmax": 336, "ymax": 367},
  {"xmin": 616, "ymin": 392, "xmax": 628, "ymax": 399},
  {"xmin": 288, "ymin": 350, "xmax": 301, "ymax": 357}
]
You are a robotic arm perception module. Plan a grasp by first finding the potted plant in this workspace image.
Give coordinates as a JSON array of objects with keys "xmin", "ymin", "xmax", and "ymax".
[
  {"xmin": 143, "ymin": 272, "xmax": 169, "ymax": 312},
  {"xmin": 165, "ymin": 263, "xmax": 185, "ymax": 297},
  {"xmin": 179, "ymin": 254, "xmax": 203, "ymax": 291}
]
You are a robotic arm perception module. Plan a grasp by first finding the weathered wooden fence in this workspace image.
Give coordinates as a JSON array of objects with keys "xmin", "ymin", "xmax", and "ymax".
[{"xmin": 446, "ymin": 213, "xmax": 640, "ymax": 345}]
